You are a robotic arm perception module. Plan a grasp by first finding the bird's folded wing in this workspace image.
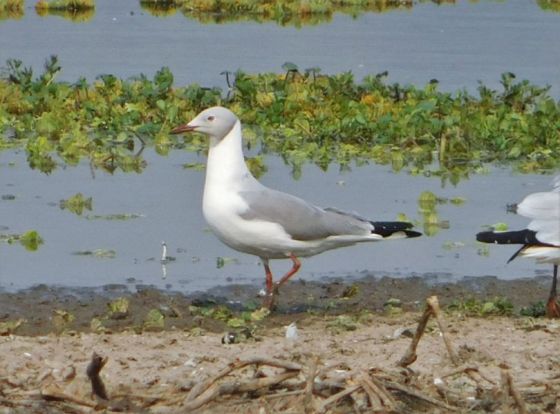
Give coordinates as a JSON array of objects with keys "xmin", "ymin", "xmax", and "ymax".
[
  {"xmin": 517, "ymin": 191, "xmax": 560, "ymax": 220},
  {"xmin": 238, "ymin": 189, "xmax": 371, "ymax": 241},
  {"xmin": 528, "ymin": 218, "xmax": 560, "ymax": 246}
]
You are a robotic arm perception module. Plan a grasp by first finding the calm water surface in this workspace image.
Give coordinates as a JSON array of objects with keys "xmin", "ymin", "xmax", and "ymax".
[
  {"xmin": 0, "ymin": 0, "xmax": 559, "ymax": 94},
  {"xmin": 1, "ymin": 0, "xmax": 559, "ymax": 292},
  {"xmin": 0, "ymin": 147, "xmax": 557, "ymax": 292}
]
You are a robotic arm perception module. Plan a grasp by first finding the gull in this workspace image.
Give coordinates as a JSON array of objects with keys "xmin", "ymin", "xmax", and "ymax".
[
  {"xmin": 476, "ymin": 176, "xmax": 560, "ymax": 317},
  {"xmin": 171, "ymin": 106, "xmax": 422, "ymax": 309}
]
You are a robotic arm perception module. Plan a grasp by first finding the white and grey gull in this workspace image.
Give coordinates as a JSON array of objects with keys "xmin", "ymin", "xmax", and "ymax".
[
  {"xmin": 171, "ymin": 106, "xmax": 422, "ymax": 309},
  {"xmin": 476, "ymin": 176, "xmax": 560, "ymax": 317}
]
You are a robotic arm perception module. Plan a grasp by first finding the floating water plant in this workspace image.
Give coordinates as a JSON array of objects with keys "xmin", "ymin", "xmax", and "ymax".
[
  {"xmin": 179, "ymin": 0, "xmax": 413, "ymax": 27},
  {"xmin": 0, "ymin": 0, "xmax": 24, "ymax": 19},
  {"xmin": 1, "ymin": 229, "xmax": 45, "ymax": 251},
  {"xmin": 35, "ymin": 0, "xmax": 95, "ymax": 11},
  {"xmin": 140, "ymin": 0, "xmax": 184, "ymax": 17},
  {"xmin": 537, "ymin": 0, "xmax": 560, "ymax": 12},
  {"xmin": 1, "ymin": 58, "xmax": 559, "ymax": 180},
  {"xmin": 35, "ymin": 0, "xmax": 95, "ymax": 21},
  {"xmin": 59, "ymin": 192, "xmax": 93, "ymax": 216}
]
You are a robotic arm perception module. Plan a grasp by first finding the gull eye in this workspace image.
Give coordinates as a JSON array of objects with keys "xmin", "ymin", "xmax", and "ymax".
[{"xmin": 207, "ymin": 116, "xmax": 215, "ymax": 121}]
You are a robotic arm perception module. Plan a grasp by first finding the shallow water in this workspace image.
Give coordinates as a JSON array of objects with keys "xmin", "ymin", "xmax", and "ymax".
[
  {"xmin": 1, "ymin": 147, "xmax": 557, "ymax": 292},
  {"xmin": 0, "ymin": 0, "xmax": 559, "ymax": 95},
  {"xmin": 1, "ymin": 0, "xmax": 559, "ymax": 292}
]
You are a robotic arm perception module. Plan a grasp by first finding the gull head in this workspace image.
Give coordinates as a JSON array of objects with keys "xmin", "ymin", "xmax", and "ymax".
[{"xmin": 170, "ymin": 106, "xmax": 238, "ymax": 140}]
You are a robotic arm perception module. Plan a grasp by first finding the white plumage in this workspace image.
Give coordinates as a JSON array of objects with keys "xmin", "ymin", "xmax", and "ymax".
[{"xmin": 171, "ymin": 106, "xmax": 421, "ymax": 309}]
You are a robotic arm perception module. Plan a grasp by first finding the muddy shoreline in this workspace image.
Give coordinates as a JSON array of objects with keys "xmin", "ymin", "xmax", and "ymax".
[
  {"xmin": 0, "ymin": 274, "xmax": 554, "ymax": 336},
  {"xmin": 1, "ymin": 275, "xmax": 560, "ymax": 413}
]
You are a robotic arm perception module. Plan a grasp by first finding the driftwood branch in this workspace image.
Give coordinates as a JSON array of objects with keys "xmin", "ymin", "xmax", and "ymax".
[
  {"xmin": 41, "ymin": 383, "xmax": 97, "ymax": 408},
  {"xmin": 397, "ymin": 301, "xmax": 432, "ymax": 367},
  {"xmin": 182, "ymin": 371, "xmax": 299, "ymax": 411},
  {"xmin": 427, "ymin": 296, "xmax": 459, "ymax": 365},
  {"xmin": 186, "ymin": 357, "xmax": 302, "ymax": 402},
  {"xmin": 317, "ymin": 384, "xmax": 361, "ymax": 414},
  {"xmin": 398, "ymin": 295, "xmax": 459, "ymax": 367},
  {"xmin": 381, "ymin": 379, "xmax": 460, "ymax": 412},
  {"xmin": 304, "ymin": 356, "xmax": 319, "ymax": 413},
  {"xmin": 500, "ymin": 367, "xmax": 528, "ymax": 414}
]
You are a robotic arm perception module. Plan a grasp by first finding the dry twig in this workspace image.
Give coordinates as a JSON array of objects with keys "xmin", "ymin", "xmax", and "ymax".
[
  {"xmin": 304, "ymin": 356, "xmax": 319, "ymax": 413},
  {"xmin": 186, "ymin": 356, "xmax": 302, "ymax": 402},
  {"xmin": 86, "ymin": 352, "xmax": 109, "ymax": 400},
  {"xmin": 40, "ymin": 383, "xmax": 97, "ymax": 408},
  {"xmin": 182, "ymin": 371, "xmax": 299, "ymax": 411},
  {"xmin": 501, "ymin": 367, "xmax": 528, "ymax": 414},
  {"xmin": 427, "ymin": 296, "xmax": 459, "ymax": 365},
  {"xmin": 398, "ymin": 295, "xmax": 459, "ymax": 367},
  {"xmin": 317, "ymin": 383, "xmax": 361, "ymax": 414}
]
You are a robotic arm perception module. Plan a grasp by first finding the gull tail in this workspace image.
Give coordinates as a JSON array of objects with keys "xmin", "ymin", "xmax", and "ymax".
[
  {"xmin": 370, "ymin": 221, "xmax": 422, "ymax": 239},
  {"xmin": 476, "ymin": 229, "xmax": 546, "ymax": 263},
  {"xmin": 476, "ymin": 229, "xmax": 539, "ymax": 245}
]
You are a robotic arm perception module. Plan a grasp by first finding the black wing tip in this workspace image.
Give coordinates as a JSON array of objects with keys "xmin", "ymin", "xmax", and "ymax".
[
  {"xmin": 403, "ymin": 230, "xmax": 422, "ymax": 238},
  {"xmin": 476, "ymin": 229, "xmax": 539, "ymax": 245},
  {"xmin": 476, "ymin": 230, "xmax": 496, "ymax": 243},
  {"xmin": 371, "ymin": 221, "xmax": 422, "ymax": 238}
]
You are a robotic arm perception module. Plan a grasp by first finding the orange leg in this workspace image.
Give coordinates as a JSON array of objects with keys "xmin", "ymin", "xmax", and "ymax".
[
  {"xmin": 546, "ymin": 264, "xmax": 560, "ymax": 318},
  {"xmin": 263, "ymin": 259, "xmax": 274, "ymax": 296},
  {"xmin": 260, "ymin": 254, "xmax": 301, "ymax": 310},
  {"xmin": 261, "ymin": 258, "xmax": 275, "ymax": 310},
  {"xmin": 276, "ymin": 254, "xmax": 301, "ymax": 289}
]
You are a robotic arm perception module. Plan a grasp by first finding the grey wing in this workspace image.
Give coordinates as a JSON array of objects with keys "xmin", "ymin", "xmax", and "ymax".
[{"xmin": 238, "ymin": 189, "xmax": 372, "ymax": 240}]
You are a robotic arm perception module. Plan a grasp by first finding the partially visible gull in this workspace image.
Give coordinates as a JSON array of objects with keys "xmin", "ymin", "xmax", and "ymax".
[
  {"xmin": 477, "ymin": 176, "xmax": 560, "ymax": 317},
  {"xmin": 171, "ymin": 106, "xmax": 421, "ymax": 309}
]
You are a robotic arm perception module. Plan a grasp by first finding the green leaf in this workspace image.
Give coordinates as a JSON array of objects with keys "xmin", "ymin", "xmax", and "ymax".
[
  {"xmin": 20, "ymin": 230, "xmax": 44, "ymax": 251},
  {"xmin": 144, "ymin": 309, "xmax": 165, "ymax": 331}
]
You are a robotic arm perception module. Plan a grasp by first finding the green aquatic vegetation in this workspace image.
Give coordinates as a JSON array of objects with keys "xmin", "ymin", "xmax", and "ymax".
[
  {"xmin": 144, "ymin": 308, "xmax": 165, "ymax": 330},
  {"xmin": 0, "ymin": 0, "xmax": 23, "ymax": 19},
  {"xmin": 520, "ymin": 301, "xmax": 546, "ymax": 317},
  {"xmin": 216, "ymin": 256, "xmax": 238, "ymax": 268},
  {"xmin": 35, "ymin": 0, "xmax": 95, "ymax": 21},
  {"xmin": 140, "ymin": 0, "xmax": 182, "ymax": 17},
  {"xmin": 1, "ymin": 58, "xmax": 560, "ymax": 179},
  {"xmin": 19, "ymin": 230, "xmax": 44, "ymax": 251},
  {"xmin": 249, "ymin": 307, "xmax": 270, "ymax": 321},
  {"xmin": 59, "ymin": 192, "xmax": 93, "ymax": 216},
  {"xmin": 52, "ymin": 309, "xmax": 75, "ymax": 332},
  {"xmin": 90, "ymin": 317, "xmax": 109, "ymax": 333},
  {"xmin": 447, "ymin": 297, "xmax": 514, "ymax": 317},
  {"xmin": 417, "ymin": 191, "xmax": 445, "ymax": 236},
  {"xmin": 485, "ymin": 222, "xmax": 509, "ymax": 232},
  {"xmin": 327, "ymin": 314, "xmax": 358, "ymax": 333},
  {"xmin": 179, "ymin": 0, "xmax": 413, "ymax": 27},
  {"xmin": 417, "ymin": 191, "xmax": 463, "ymax": 236},
  {"xmin": 449, "ymin": 196, "xmax": 466, "ymax": 205},
  {"xmin": 537, "ymin": 0, "xmax": 560, "ymax": 12},
  {"xmin": 0, "ymin": 318, "xmax": 25, "ymax": 335},
  {"xmin": 107, "ymin": 297, "xmax": 130, "ymax": 319},
  {"xmin": 0, "ymin": 229, "xmax": 46, "ymax": 251},
  {"xmin": 35, "ymin": 0, "xmax": 94, "ymax": 11}
]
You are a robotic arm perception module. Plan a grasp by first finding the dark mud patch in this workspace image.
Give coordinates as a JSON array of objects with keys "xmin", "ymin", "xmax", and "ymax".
[{"xmin": 0, "ymin": 274, "xmax": 553, "ymax": 336}]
